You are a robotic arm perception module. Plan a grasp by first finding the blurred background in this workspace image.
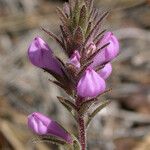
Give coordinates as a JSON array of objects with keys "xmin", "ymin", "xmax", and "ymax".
[{"xmin": 0, "ymin": 0, "xmax": 150, "ymax": 150}]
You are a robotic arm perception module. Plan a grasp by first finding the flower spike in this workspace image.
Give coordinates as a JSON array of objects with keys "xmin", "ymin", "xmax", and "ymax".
[{"xmin": 27, "ymin": 0, "xmax": 121, "ymax": 149}]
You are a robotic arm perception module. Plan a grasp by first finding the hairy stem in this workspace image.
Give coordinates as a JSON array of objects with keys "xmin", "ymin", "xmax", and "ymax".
[
  {"xmin": 78, "ymin": 116, "xmax": 86, "ymax": 150},
  {"xmin": 76, "ymin": 97, "xmax": 87, "ymax": 150}
]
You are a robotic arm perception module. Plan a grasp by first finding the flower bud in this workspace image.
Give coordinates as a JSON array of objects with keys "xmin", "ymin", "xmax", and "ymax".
[
  {"xmin": 27, "ymin": 112, "xmax": 72, "ymax": 143},
  {"xmin": 28, "ymin": 37, "xmax": 63, "ymax": 75},
  {"xmin": 98, "ymin": 63, "xmax": 112, "ymax": 79},
  {"xmin": 91, "ymin": 32, "xmax": 119, "ymax": 68},
  {"xmin": 68, "ymin": 50, "xmax": 81, "ymax": 68},
  {"xmin": 77, "ymin": 69, "xmax": 106, "ymax": 98},
  {"xmin": 86, "ymin": 42, "xmax": 97, "ymax": 56}
]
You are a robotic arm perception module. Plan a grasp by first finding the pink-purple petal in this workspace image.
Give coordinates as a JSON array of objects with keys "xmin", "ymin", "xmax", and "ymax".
[
  {"xmin": 28, "ymin": 37, "xmax": 63, "ymax": 75},
  {"xmin": 68, "ymin": 50, "xmax": 81, "ymax": 68},
  {"xmin": 27, "ymin": 112, "xmax": 72, "ymax": 143},
  {"xmin": 91, "ymin": 32, "xmax": 119, "ymax": 68},
  {"xmin": 77, "ymin": 69, "xmax": 106, "ymax": 98},
  {"xmin": 98, "ymin": 63, "xmax": 112, "ymax": 79}
]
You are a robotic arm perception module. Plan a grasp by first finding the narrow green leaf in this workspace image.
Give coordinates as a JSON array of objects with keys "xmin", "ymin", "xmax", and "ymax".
[
  {"xmin": 89, "ymin": 0, "xmax": 94, "ymax": 14},
  {"xmin": 44, "ymin": 68, "xmax": 64, "ymax": 83},
  {"xmin": 69, "ymin": 0, "xmax": 75, "ymax": 12},
  {"xmin": 72, "ymin": 0, "xmax": 81, "ymax": 28},
  {"xmin": 73, "ymin": 26, "xmax": 84, "ymax": 49},
  {"xmin": 49, "ymin": 79, "xmax": 64, "ymax": 89},
  {"xmin": 58, "ymin": 97, "xmax": 77, "ymax": 111},
  {"xmin": 77, "ymin": 89, "xmax": 112, "ymax": 116},
  {"xmin": 94, "ymin": 29, "xmax": 106, "ymax": 43},
  {"xmin": 86, "ymin": 100, "xmax": 111, "ymax": 128},
  {"xmin": 57, "ymin": 97, "xmax": 77, "ymax": 118},
  {"xmin": 97, "ymin": 88, "xmax": 112, "ymax": 98},
  {"xmin": 79, "ymin": 5, "xmax": 87, "ymax": 31},
  {"xmin": 84, "ymin": 0, "xmax": 93, "ymax": 10},
  {"xmin": 56, "ymin": 7, "xmax": 68, "ymax": 25},
  {"xmin": 64, "ymin": 144, "xmax": 74, "ymax": 150},
  {"xmin": 41, "ymin": 27, "xmax": 65, "ymax": 50},
  {"xmin": 73, "ymin": 140, "xmax": 81, "ymax": 150},
  {"xmin": 85, "ymin": 22, "xmax": 92, "ymax": 38},
  {"xmin": 71, "ymin": 135, "xmax": 81, "ymax": 150},
  {"xmin": 78, "ymin": 101, "xmax": 93, "ymax": 116},
  {"xmin": 60, "ymin": 25, "xmax": 74, "ymax": 55},
  {"xmin": 88, "ymin": 8, "xmax": 95, "ymax": 21},
  {"xmin": 32, "ymin": 135, "xmax": 67, "ymax": 146},
  {"xmin": 78, "ymin": 98, "xmax": 95, "ymax": 115},
  {"xmin": 48, "ymin": 79, "xmax": 72, "ymax": 96},
  {"xmin": 78, "ymin": 60, "xmax": 93, "ymax": 77},
  {"xmin": 93, "ymin": 9, "xmax": 99, "ymax": 22},
  {"xmin": 63, "ymin": 2, "xmax": 70, "ymax": 16},
  {"xmin": 83, "ymin": 11, "xmax": 109, "ymax": 47},
  {"xmin": 72, "ymin": 15, "xmax": 78, "ymax": 29},
  {"xmin": 95, "ymin": 64, "xmax": 105, "ymax": 72},
  {"xmin": 60, "ymin": 25, "xmax": 71, "ymax": 41},
  {"xmin": 60, "ymin": 36, "xmax": 67, "ymax": 52}
]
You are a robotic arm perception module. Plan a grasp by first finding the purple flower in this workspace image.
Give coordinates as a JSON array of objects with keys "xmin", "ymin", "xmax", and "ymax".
[
  {"xmin": 68, "ymin": 50, "xmax": 81, "ymax": 68},
  {"xmin": 27, "ymin": 112, "xmax": 72, "ymax": 144},
  {"xmin": 91, "ymin": 32, "xmax": 119, "ymax": 68},
  {"xmin": 98, "ymin": 63, "xmax": 112, "ymax": 79},
  {"xmin": 28, "ymin": 37, "xmax": 63, "ymax": 75},
  {"xmin": 77, "ymin": 69, "xmax": 106, "ymax": 98}
]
